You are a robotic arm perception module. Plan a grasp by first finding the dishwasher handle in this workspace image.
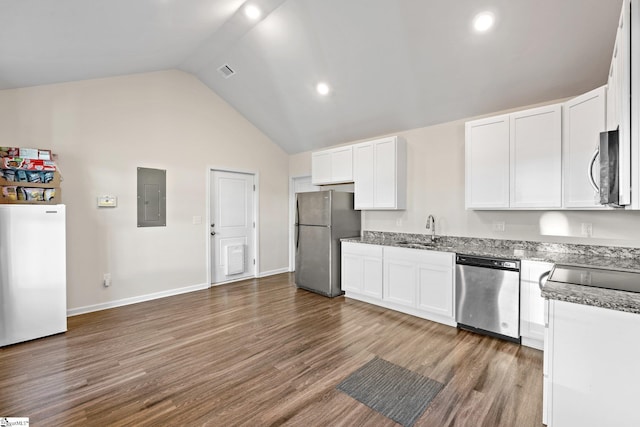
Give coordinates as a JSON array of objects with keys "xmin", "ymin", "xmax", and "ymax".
[
  {"xmin": 538, "ymin": 271, "xmax": 551, "ymax": 291},
  {"xmin": 456, "ymin": 254, "xmax": 520, "ymax": 271}
]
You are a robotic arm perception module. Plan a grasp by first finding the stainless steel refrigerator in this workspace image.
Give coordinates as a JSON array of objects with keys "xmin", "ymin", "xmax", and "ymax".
[
  {"xmin": 0, "ymin": 204, "xmax": 67, "ymax": 347},
  {"xmin": 295, "ymin": 191, "xmax": 361, "ymax": 297}
]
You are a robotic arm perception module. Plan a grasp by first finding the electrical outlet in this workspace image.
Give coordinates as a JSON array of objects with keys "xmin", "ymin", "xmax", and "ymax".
[
  {"xmin": 103, "ymin": 273, "xmax": 111, "ymax": 287},
  {"xmin": 492, "ymin": 221, "xmax": 506, "ymax": 232},
  {"xmin": 581, "ymin": 223, "xmax": 593, "ymax": 237},
  {"xmin": 396, "ymin": 218, "xmax": 402, "ymax": 226}
]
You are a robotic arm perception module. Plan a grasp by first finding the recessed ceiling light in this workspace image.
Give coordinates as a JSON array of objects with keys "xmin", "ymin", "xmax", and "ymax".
[
  {"xmin": 244, "ymin": 4, "xmax": 261, "ymax": 20},
  {"xmin": 316, "ymin": 82, "xmax": 330, "ymax": 96},
  {"xmin": 473, "ymin": 12, "xmax": 495, "ymax": 32}
]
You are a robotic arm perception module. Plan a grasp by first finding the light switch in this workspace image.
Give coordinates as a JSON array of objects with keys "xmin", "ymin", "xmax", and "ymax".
[
  {"xmin": 192, "ymin": 216, "xmax": 202, "ymax": 225},
  {"xmin": 97, "ymin": 195, "xmax": 117, "ymax": 208}
]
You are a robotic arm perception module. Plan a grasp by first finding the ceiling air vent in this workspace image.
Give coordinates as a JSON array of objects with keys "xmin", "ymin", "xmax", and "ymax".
[{"xmin": 217, "ymin": 64, "xmax": 236, "ymax": 79}]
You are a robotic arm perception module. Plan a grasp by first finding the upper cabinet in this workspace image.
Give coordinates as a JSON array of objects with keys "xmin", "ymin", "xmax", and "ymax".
[
  {"xmin": 610, "ymin": 0, "xmax": 632, "ymax": 207},
  {"xmin": 510, "ymin": 105, "xmax": 562, "ymax": 208},
  {"xmin": 311, "ymin": 146, "xmax": 353, "ymax": 185},
  {"xmin": 310, "ymin": 137, "xmax": 406, "ymax": 210},
  {"xmin": 563, "ymin": 86, "xmax": 607, "ymax": 209},
  {"xmin": 465, "ymin": 105, "xmax": 562, "ymax": 209},
  {"xmin": 465, "ymin": 114, "xmax": 510, "ymax": 209},
  {"xmin": 353, "ymin": 136, "xmax": 407, "ymax": 210}
]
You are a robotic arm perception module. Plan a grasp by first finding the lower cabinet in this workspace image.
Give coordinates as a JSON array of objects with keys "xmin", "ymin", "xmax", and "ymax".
[
  {"xmin": 342, "ymin": 242, "xmax": 455, "ymax": 326},
  {"xmin": 520, "ymin": 260, "xmax": 553, "ymax": 350},
  {"xmin": 546, "ymin": 300, "xmax": 640, "ymax": 426},
  {"xmin": 342, "ymin": 242, "xmax": 383, "ymax": 299}
]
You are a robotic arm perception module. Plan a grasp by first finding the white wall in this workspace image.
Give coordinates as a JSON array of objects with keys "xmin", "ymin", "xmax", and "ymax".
[
  {"xmin": 0, "ymin": 70, "xmax": 290, "ymax": 311},
  {"xmin": 290, "ymin": 101, "xmax": 640, "ymax": 248}
]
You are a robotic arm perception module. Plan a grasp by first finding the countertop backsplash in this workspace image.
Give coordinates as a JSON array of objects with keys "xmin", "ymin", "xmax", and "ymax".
[{"xmin": 359, "ymin": 230, "xmax": 640, "ymax": 259}]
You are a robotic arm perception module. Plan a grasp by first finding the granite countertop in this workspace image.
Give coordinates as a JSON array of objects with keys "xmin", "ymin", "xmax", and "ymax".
[{"xmin": 343, "ymin": 231, "xmax": 640, "ymax": 314}]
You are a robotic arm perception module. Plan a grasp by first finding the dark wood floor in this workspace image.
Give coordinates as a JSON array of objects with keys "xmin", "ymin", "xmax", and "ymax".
[{"xmin": 0, "ymin": 273, "xmax": 543, "ymax": 426}]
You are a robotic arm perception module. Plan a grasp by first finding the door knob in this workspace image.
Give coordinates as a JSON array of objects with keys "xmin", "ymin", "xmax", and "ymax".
[{"xmin": 211, "ymin": 231, "xmax": 216, "ymax": 236}]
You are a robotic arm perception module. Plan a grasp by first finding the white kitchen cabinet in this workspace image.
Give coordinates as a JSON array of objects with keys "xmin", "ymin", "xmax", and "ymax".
[
  {"xmin": 466, "ymin": 105, "xmax": 562, "ymax": 210},
  {"xmin": 609, "ymin": 0, "xmax": 632, "ymax": 207},
  {"xmin": 543, "ymin": 299, "xmax": 550, "ymax": 425},
  {"xmin": 632, "ymin": 0, "xmax": 640, "ymax": 210},
  {"xmin": 311, "ymin": 146, "xmax": 353, "ymax": 185},
  {"xmin": 342, "ymin": 243, "xmax": 456, "ymax": 326},
  {"xmin": 341, "ymin": 242, "xmax": 383, "ymax": 299},
  {"xmin": 547, "ymin": 300, "xmax": 640, "ymax": 426},
  {"xmin": 383, "ymin": 246, "xmax": 455, "ymax": 324},
  {"xmin": 510, "ymin": 104, "xmax": 562, "ymax": 208},
  {"xmin": 465, "ymin": 114, "xmax": 510, "ymax": 209},
  {"xmin": 353, "ymin": 136, "xmax": 406, "ymax": 210},
  {"xmin": 520, "ymin": 260, "xmax": 553, "ymax": 350},
  {"xmin": 615, "ymin": 0, "xmax": 632, "ymax": 146},
  {"xmin": 563, "ymin": 86, "xmax": 607, "ymax": 208}
]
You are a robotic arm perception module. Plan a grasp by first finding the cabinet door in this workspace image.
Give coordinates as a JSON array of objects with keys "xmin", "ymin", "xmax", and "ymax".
[
  {"xmin": 617, "ymin": 0, "xmax": 632, "ymax": 207},
  {"xmin": 342, "ymin": 252, "xmax": 364, "ymax": 293},
  {"xmin": 520, "ymin": 260, "xmax": 553, "ymax": 348},
  {"xmin": 416, "ymin": 253, "xmax": 454, "ymax": 319},
  {"xmin": 563, "ymin": 87, "xmax": 606, "ymax": 208},
  {"xmin": 465, "ymin": 115, "xmax": 510, "ymax": 208},
  {"xmin": 331, "ymin": 146, "xmax": 353, "ymax": 183},
  {"xmin": 374, "ymin": 139, "xmax": 397, "ymax": 208},
  {"xmin": 311, "ymin": 151, "xmax": 332, "ymax": 185},
  {"xmin": 362, "ymin": 257, "xmax": 383, "ymax": 298},
  {"xmin": 384, "ymin": 260, "xmax": 415, "ymax": 308},
  {"xmin": 510, "ymin": 104, "xmax": 562, "ymax": 208},
  {"xmin": 341, "ymin": 243, "xmax": 383, "ymax": 299},
  {"xmin": 353, "ymin": 143, "xmax": 374, "ymax": 209},
  {"xmin": 607, "ymin": 0, "xmax": 631, "ymax": 207},
  {"xmin": 383, "ymin": 248, "xmax": 416, "ymax": 308}
]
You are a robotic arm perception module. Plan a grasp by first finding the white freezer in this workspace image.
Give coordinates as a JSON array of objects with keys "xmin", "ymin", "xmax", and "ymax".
[{"xmin": 0, "ymin": 204, "xmax": 67, "ymax": 346}]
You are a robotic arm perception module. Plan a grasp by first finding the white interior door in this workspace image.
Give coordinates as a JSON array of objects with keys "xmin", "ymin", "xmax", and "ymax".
[
  {"xmin": 289, "ymin": 176, "xmax": 320, "ymax": 271},
  {"xmin": 210, "ymin": 170, "xmax": 256, "ymax": 284}
]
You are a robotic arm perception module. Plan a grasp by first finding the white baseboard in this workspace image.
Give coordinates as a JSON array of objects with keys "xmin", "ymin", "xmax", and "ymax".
[
  {"xmin": 521, "ymin": 336, "xmax": 544, "ymax": 351},
  {"xmin": 210, "ymin": 268, "xmax": 288, "ymax": 287},
  {"xmin": 258, "ymin": 267, "xmax": 289, "ymax": 278},
  {"xmin": 67, "ymin": 282, "xmax": 210, "ymax": 317}
]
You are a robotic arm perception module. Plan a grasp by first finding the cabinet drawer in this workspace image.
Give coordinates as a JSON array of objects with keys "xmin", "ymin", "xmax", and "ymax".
[{"xmin": 342, "ymin": 242, "xmax": 382, "ymax": 257}]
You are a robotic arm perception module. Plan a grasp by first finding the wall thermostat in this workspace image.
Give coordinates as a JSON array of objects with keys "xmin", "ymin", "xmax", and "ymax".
[{"xmin": 97, "ymin": 195, "xmax": 117, "ymax": 207}]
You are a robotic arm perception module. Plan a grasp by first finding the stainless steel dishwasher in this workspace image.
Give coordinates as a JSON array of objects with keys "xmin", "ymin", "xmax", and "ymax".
[{"xmin": 455, "ymin": 254, "xmax": 521, "ymax": 342}]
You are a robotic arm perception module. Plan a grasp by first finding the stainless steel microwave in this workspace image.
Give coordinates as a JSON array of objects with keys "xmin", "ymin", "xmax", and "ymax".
[{"xmin": 590, "ymin": 128, "xmax": 622, "ymax": 207}]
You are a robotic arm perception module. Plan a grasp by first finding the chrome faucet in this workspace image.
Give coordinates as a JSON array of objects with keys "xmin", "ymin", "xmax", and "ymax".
[{"xmin": 426, "ymin": 215, "xmax": 436, "ymax": 242}]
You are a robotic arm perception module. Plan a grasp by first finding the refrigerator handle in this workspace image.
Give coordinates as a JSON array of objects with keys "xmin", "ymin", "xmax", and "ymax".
[{"xmin": 295, "ymin": 199, "xmax": 300, "ymax": 249}]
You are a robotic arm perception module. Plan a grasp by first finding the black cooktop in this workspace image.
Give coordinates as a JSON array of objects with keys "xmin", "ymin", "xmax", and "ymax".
[{"xmin": 548, "ymin": 265, "xmax": 640, "ymax": 294}]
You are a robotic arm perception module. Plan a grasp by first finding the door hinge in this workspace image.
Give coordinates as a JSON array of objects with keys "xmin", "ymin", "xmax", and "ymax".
[
  {"xmin": 253, "ymin": 259, "xmax": 256, "ymax": 265},
  {"xmin": 253, "ymin": 184, "xmax": 256, "ymax": 191},
  {"xmin": 253, "ymin": 221, "xmax": 255, "ymax": 228}
]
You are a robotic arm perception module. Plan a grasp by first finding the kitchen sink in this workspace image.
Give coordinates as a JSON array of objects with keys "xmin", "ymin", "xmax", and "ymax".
[{"xmin": 395, "ymin": 240, "xmax": 436, "ymax": 248}]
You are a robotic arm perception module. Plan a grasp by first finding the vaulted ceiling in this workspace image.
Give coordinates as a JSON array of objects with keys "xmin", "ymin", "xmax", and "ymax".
[{"xmin": 0, "ymin": 0, "xmax": 622, "ymax": 153}]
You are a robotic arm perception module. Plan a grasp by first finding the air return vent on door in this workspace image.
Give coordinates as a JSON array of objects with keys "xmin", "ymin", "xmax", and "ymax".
[
  {"xmin": 217, "ymin": 64, "xmax": 236, "ymax": 79},
  {"xmin": 225, "ymin": 244, "xmax": 245, "ymax": 275}
]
